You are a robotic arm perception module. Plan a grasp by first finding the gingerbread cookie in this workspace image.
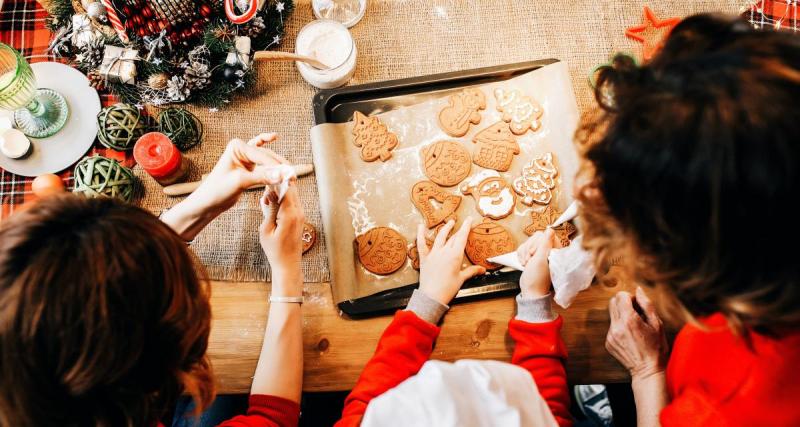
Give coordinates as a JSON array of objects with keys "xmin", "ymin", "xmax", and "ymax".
[
  {"xmin": 513, "ymin": 152, "xmax": 558, "ymax": 206},
  {"xmin": 465, "ymin": 218, "xmax": 516, "ymax": 270},
  {"xmin": 472, "ymin": 121, "xmax": 519, "ymax": 172},
  {"xmin": 494, "ymin": 88, "xmax": 543, "ymax": 135},
  {"xmin": 523, "ymin": 206, "xmax": 577, "ymax": 247},
  {"xmin": 461, "ymin": 170, "xmax": 517, "ymax": 220},
  {"xmin": 407, "ymin": 238, "xmax": 433, "ymax": 270},
  {"xmin": 354, "ymin": 227, "xmax": 407, "ymax": 275},
  {"xmin": 421, "ymin": 140, "xmax": 471, "ymax": 187},
  {"xmin": 352, "ymin": 111, "xmax": 399, "ymax": 162},
  {"xmin": 411, "ymin": 181, "xmax": 461, "ymax": 229},
  {"xmin": 302, "ymin": 223, "xmax": 317, "ymax": 254},
  {"xmin": 438, "ymin": 88, "xmax": 486, "ymax": 137}
]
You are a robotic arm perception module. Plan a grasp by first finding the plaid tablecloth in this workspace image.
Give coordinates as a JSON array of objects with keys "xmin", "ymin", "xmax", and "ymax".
[{"xmin": 0, "ymin": 0, "xmax": 796, "ymax": 221}]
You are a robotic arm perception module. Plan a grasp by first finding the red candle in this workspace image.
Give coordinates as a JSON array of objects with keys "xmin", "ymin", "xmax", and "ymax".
[{"xmin": 134, "ymin": 132, "xmax": 187, "ymax": 186}]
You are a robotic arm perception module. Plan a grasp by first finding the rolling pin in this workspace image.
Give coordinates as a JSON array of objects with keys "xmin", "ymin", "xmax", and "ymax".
[{"xmin": 163, "ymin": 163, "xmax": 314, "ymax": 196}]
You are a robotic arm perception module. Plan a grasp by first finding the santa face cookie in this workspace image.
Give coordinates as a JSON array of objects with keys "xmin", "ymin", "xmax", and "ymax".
[
  {"xmin": 438, "ymin": 88, "xmax": 487, "ymax": 137},
  {"xmin": 472, "ymin": 121, "xmax": 519, "ymax": 172},
  {"xmin": 494, "ymin": 88, "xmax": 543, "ymax": 135},
  {"xmin": 523, "ymin": 206, "xmax": 577, "ymax": 247},
  {"xmin": 421, "ymin": 140, "xmax": 472, "ymax": 187},
  {"xmin": 411, "ymin": 181, "xmax": 461, "ymax": 229},
  {"xmin": 461, "ymin": 170, "xmax": 517, "ymax": 220},
  {"xmin": 513, "ymin": 152, "xmax": 558, "ymax": 206},
  {"xmin": 302, "ymin": 223, "xmax": 317, "ymax": 254},
  {"xmin": 352, "ymin": 111, "xmax": 399, "ymax": 162},
  {"xmin": 354, "ymin": 227, "xmax": 407, "ymax": 275},
  {"xmin": 465, "ymin": 218, "xmax": 516, "ymax": 270}
]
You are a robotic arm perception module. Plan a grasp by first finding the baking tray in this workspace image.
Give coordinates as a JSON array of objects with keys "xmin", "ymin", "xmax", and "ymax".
[{"xmin": 313, "ymin": 59, "xmax": 558, "ymax": 318}]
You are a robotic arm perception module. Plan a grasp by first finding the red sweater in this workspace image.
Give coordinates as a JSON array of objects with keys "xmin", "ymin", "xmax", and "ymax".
[
  {"xmin": 158, "ymin": 394, "xmax": 300, "ymax": 427},
  {"xmin": 335, "ymin": 310, "xmax": 572, "ymax": 426},
  {"xmin": 661, "ymin": 313, "xmax": 800, "ymax": 426}
]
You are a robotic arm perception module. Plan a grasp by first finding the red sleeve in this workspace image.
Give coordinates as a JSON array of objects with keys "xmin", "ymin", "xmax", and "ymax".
[
  {"xmin": 216, "ymin": 395, "xmax": 300, "ymax": 427},
  {"xmin": 509, "ymin": 317, "xmax": 572, "ymax": 427},
  {"xmin": 335, "ymin": 310, "xmax": 440, "ymax": 427}
]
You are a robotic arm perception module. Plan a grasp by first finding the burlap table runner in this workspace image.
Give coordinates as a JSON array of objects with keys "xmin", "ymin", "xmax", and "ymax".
[{"xmin": 135, "ymin": 0, "xmax": 743, "ymax": 283}]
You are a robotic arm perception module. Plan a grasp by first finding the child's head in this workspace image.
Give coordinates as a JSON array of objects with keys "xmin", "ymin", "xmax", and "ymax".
[
  {"xmin": 577, "ymin": 14, "xmax": 800, "ymax": 334},
  {"xmin": 0, "ymin": 195, "xmax": 214, "ymax": 425}
]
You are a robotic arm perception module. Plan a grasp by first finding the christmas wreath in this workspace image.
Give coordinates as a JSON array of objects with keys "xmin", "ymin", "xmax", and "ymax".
[{"xmin": 43, "ymin": 0, "xmax": 293, "ymax": 108}]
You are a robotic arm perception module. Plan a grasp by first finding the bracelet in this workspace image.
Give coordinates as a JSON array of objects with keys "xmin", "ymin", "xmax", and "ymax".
[{"xmin": 269, "ymin": 295, "xmax": 304, "ymax": 304}]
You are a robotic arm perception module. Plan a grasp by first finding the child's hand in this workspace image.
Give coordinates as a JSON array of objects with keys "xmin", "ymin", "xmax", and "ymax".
[
  {"xmin": 518, "ymin": 228, "xmax": 555, "ymax": 298},
  {"xmin": 417, "ymin": 218, "xmax": 485, "ymax": 306},
  {"xmin": 259, "ymin": 182, "xmax": 305, "ymax": 295}
]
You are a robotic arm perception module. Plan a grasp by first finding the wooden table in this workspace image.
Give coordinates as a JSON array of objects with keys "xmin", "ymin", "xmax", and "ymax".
[{"xmin": 208, "ymin": 279, "xmax": 634, "ymax": 393}]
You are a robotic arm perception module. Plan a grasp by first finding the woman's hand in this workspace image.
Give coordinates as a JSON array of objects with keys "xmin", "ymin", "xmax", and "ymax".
[
  {"xmin": 259, "ymin": 182, "xmax": 305, "ymax": 296},
  {"xmin": 518, "ymin": 228, "xmax": 555, "ymax": 298},
  {"xmin": 605, "ymin": 287, "xmax": 669, "ymax": 381},
  {"xmin": 417, "ymin": 218, "xmax": 485, "ymax": 306}
]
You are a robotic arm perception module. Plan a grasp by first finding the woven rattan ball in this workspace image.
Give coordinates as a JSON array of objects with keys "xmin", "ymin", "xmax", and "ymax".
[
  {"xmin": 72, "ymin": 155, "xmax": 136, "ymax": 202},
  {"xmin": 157, "ymin": 107, "xmax": 203, "ymax": 151},
  {"xmin": 97, "ymin": 103, "xmax": 148, "ymax": 151}
]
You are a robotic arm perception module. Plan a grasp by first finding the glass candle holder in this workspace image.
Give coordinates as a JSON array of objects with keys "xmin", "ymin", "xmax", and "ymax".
[{"xmin": 0, "ymin": 43, "xmax": 69, "ymax": 138}]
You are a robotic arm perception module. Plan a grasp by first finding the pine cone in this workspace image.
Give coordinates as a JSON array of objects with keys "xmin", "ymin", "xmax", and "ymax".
[
  {"xmin": 76, "ymin": 38, "xmax": 106, "ymax": 71},
  {"xmin": 183, "ymin": 61, "xmax": 211, "ymax": 90},
  {"xmin": 87, "ymin": 69, "xmax": 105, "ymax": 91},
  {"xmin": 166, "ymin": 75, "xmax": 190, "ymax": 102},
  {"xmin": 244, "ymin": 15, "xmax": 266, "ymax": 38}
]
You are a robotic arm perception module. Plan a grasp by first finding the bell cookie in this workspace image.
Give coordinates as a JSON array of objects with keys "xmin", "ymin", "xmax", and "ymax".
[
  {"xmin": 302, "ymin": 223, "xmax": 317, "ymax": 254},
  {"xmin": 411, "ymin": 181, "xmax": 461, "ymax": 229},
  {"xmin": 472, "ymin": 121, "xmax": 519, "ymax": 172},
  {"xmin": 461, "ymin": 170, "xmax": 517, "ymax": 220},
  {"xmin": 513, "ymin": 152, "xmax": 558, "ymax": 206},
  {"xmin": 465, "ymin": 218, "xmax": 516, "ymax": 270},
  {"xmin": 438, "ymin": 88, "xmax": 487, "ymax": 137},
  {"xmin": 352, "ymin": 111, "xmax": 399, "ymax": 162},
  {"xmin": 354, "ymin": 227, "xmax": 408, "ymax": 275},
  {"xmin": 494, "ymin": 88, "xmax": 543, "ymax": 135},
  {"xmin": 421, "ymin": 140, "xmax": 472, "ymax": 187},
  {"xmin": 523, "ymin": 206, "xmax": 577, "ymax": 247}
]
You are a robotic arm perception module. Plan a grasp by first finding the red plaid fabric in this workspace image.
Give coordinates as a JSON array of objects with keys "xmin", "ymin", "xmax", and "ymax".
[
  {"xmin": 742, "ymin": 0, "xmax": 799, "ymax": 32},
  {"xmin": 0, "ymin": 0, "xmax": 133, "ymax": 220}
]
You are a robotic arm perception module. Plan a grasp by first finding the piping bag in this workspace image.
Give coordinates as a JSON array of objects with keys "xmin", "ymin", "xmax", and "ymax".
[
  {"xmin": 486, "ymin": 201, "xmax": 596, "ymax": 308},
  {"xmin": 266, "ymin": 164, "xmax": 296, "ymax": 202}
]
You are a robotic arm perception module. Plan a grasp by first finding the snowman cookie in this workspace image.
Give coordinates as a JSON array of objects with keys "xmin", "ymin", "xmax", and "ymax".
[
  {"xmin": 438, "ymin": 88, "xmax": 486, "ymax": 137},
  {"xmin": 461, "ymin": 170, "xmax": 517, "ymax": 220}
]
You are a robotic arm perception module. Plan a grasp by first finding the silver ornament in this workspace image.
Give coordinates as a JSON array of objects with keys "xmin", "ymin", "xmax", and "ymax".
[{"xmin": 86, "ymin": 2, "xmax": 107, "ymax": 20}]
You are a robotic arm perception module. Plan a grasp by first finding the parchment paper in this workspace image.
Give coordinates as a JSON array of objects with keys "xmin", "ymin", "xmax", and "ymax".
[{"xmin": 312, "ymin": 61, "xmax": 580, "ymax": 304}]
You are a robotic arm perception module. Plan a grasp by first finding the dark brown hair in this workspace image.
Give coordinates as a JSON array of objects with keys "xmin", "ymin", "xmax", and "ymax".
[
  {"xmin": 577, "ymin": 14, "xmax": 800, "ymax": 335},
  {"xmin": 0, "ymin": 195, "xmax": 214, "ymax": 426}
]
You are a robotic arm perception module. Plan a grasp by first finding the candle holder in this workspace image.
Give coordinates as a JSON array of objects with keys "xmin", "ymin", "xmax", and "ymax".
[{"xmin": 0, "ymin": 43, "xmax": 69, "ymax": 138}]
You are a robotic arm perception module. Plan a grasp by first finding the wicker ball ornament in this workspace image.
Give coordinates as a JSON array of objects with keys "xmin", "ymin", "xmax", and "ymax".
[
  {"xmin": 97, "ymin": 103, "xmax": 148, "ymax": 151},
  {"xmin": 72, "ymin": 155, "xmax": 136, "ymax": 202},
  {"xmin": 157, "ymin": 107, "xmax": 203, "ymax": 150}
]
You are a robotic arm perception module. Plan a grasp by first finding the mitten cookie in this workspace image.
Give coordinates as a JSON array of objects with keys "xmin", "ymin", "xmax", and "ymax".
[
  {"xmin": 354, "ymin": 227, "xmax": 407, "ymax": 275},
  {"xmin": 472, "ymin": 121, "xmax": 519, "ymax": 172},
  {"xmin": 513, "ymin": 152, "xmax": 558, "ymax": 206},
  {"xmin": 494, "ymin": 88, "xmax": 543, "ymax": 135},
  {"xmin": 438, "ymin": 88, "xmax": 487, "ymax": 137},
  {"xmin": 352, "ymin": 111, "xmax": 399, "ymax": 162},
  {"xmin": 461, "ymin": 170, "xmax": 517, "ymax": 220},
  {"xmin": 465, "ymin": 218, "xmax": 516, "ymax": 270},
  {"xmin": 523, "ymin": 206, "xmax": 577, "ymax": 247},
  {"xmin": 302, "ymin": 223, "xmax": 317, "ymax": 254},
  {"xmin": 411, "ymin": 181, "xmax": 461, "ymax": 229},
  {"xmin": 421, "ymin": 140, "xmax": 471, "ymax": 187}
]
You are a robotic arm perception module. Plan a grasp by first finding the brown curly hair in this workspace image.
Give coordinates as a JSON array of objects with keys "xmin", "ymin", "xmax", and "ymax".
[
  {"xmin": 0, "ymin": 195, "xmax": 214, "ymax": 426},
  {"xmin": 576, "ymin": 14, "xmax": 800, "ymax": 335}
]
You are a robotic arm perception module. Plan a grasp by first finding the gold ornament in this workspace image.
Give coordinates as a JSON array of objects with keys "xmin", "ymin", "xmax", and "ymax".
[{"xmin": 148, "ymin": 73, "xmax": 169, "ymax": 90}]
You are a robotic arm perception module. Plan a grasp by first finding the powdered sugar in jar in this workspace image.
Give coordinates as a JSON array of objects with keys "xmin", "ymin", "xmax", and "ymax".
[{"xmin": 295, "ymin": 20, "xmax": 357, "ymax": 89}]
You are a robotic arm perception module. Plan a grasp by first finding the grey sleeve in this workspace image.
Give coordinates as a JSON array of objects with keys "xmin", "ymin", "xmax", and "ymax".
[
  {"xmin": 405, "ymin": 289, "xmax": 449, "ymax": 324},
  {"xmin": 515, "ymin": 293, "xmax": 556, "ymax": 323}
]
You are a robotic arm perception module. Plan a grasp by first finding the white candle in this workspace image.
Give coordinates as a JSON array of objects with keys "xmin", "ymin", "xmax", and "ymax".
[{"xmin": 295, "ymin": 20, "xmax": 357, "ymax": 89}]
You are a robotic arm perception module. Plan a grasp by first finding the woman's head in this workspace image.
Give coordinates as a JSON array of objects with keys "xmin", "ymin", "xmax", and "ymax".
[
  {"xmin": 577, "ymin": 14, "xmax": 800, "ymax": 334},
  {"xmin": 0, "ymin": 195, "xmax": 214, "ymax": 426}
]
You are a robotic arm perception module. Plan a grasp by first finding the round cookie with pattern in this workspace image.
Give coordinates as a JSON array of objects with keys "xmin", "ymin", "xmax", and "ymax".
[
  {"xmin": 421, "ymin": 140, "xmax": 472, "ymax": 187},
  {"xmin": 302, "ymin": 223, "xmax": 317, "ymax": 254},
  {"xmin": 465, "ymin": 218, "xmax": 516, "ymax": 270},
  {"xmin": 354, "ymin": 227, "xmax": 408, "ymax": 275}
]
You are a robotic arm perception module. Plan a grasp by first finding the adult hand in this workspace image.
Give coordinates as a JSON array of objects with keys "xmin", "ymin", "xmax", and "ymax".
[
  {"xmin": 259, "ymin": 182, "xmax": 305, "ymax": 296},
  {"xmin": 417, "ymin": 218, "xmax": 486, "ymax": 306},
  {"xmin": 606, "ymin": 287, "xmax": 669, "ymax": 381},
  {"xmin": 518, "ymin": 228, "xmax": 555, "ymax": 298},
  {"xmin": 192, "ymin": 133, "xmax": 289, "ymax": 215}
]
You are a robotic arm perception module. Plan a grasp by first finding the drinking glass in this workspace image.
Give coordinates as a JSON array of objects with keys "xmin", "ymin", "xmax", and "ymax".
[{"xmin": 0, "ymin": 43, "xmax": 69, "ymax": 138}]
